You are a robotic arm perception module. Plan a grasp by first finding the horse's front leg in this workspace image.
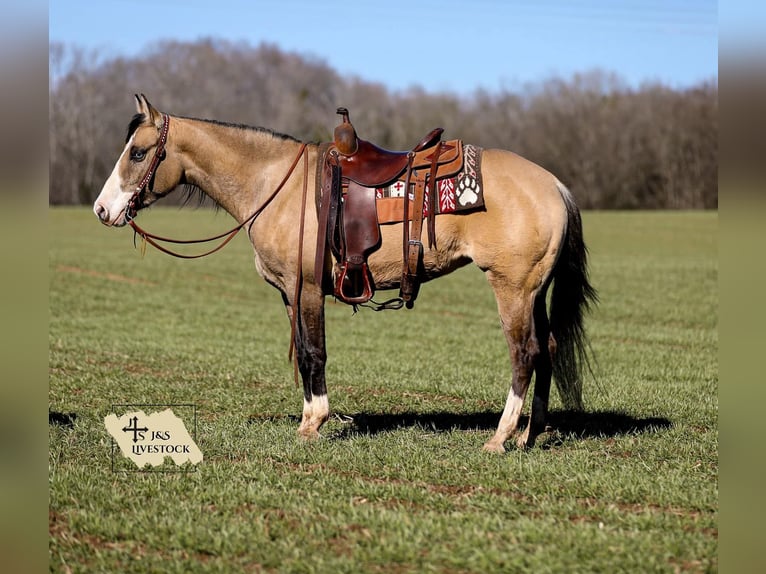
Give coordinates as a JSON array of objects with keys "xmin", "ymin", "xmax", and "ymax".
[{"xmin": 284, "ymin": 286, "xmax": 329, "ymax": 440}]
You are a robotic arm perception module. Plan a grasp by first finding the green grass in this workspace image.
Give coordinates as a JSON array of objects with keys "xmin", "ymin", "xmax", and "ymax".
[{"xmin": 49, "ymin": 207, "xmax": 717, "ymax": 573}]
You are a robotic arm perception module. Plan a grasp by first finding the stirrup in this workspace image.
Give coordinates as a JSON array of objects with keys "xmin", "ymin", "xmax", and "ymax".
[{"xmin": 335, "ymin": 262, "xmax": 374, "ymax": 305}]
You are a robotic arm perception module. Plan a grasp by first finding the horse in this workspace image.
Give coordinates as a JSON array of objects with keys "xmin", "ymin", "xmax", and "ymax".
[{"xmin": 93, "ymin": 94, "xmax": 597, "ymax": 452}]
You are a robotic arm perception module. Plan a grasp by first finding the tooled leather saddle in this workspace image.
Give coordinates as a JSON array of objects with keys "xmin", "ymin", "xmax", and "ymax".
[{"xmin": 314, "ymin": 108, "xmax": 464, "ymax": 309}]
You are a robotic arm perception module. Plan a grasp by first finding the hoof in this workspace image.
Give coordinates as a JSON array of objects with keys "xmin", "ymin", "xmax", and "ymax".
[
  {"xmin": 516, "ymin": 435, "xmax": 531, "ymax": 450},
  {"xmin": 482, "ymin": 441, "xmax": 506, "ymax": 454},
  {"xmin": 297, "ymin": 428, "xmax": 321, "ymax": 441},
  {"xmin": 516, "ymin": 428, "xmax": 532, "ymax": 449}
]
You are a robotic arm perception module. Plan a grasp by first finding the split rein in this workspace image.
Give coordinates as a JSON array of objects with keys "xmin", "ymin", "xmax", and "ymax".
[
  {"xmin": 126, "ymin": 114, "xmax": 309, "ymax": 260},
  {"xmin": 127, "ymin": 115, "xmax": 310, "ymax": 381}
]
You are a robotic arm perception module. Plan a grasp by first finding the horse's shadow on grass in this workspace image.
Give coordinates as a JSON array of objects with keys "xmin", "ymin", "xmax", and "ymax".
[
  {"xmin": 49, "ymin": 411, "xmax": 78, "ymax": 428},
  {"xmin": 327, "ymin": 409, "xmax": 672, "ymax": 443}
]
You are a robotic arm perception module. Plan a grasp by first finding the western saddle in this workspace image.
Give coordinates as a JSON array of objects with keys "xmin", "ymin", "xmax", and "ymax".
[{"xmin": 315, "ymin": 108, "xmax": 464, "ymax": 309}]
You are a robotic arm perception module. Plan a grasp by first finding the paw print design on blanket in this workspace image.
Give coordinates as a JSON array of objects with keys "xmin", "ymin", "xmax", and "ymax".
[{"xmin": 457, "ymin": 173, "xmax": 479, "ymax": 206}]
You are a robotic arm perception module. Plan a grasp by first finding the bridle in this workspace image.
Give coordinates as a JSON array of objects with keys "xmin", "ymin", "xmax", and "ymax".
[
  {"xmin": 126, "ymin": 112, "xmax": 171, "ymax": 224},
  {"xmin": 123, "ymin": 113, "xmax": 311, "ymax": 378},
  {"xmin": 125, "ymin": 114, "xmax": 309, "ymax": 260}
]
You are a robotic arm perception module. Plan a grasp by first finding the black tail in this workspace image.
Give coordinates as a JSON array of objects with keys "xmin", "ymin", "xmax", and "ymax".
[{"xmin": 549, "ymin": 183, "xmax": 598, "ymax": 411}]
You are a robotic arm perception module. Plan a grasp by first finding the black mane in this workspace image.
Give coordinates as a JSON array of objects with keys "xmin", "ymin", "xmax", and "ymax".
[
  {"xmin": 125, "ymin": 112, "xmax": 299, "ymax": 144},
  {"xmin": 180, "ymin": 116, "xmax": 300, "ymax": 143},
  {"xmin": 179, "ymin": 182, "xmax": 220, "ymax": 211},
  {"xmin": 122, "ymin": 112, "xmax": 299, "ymax": 210},
  {"xmin": 126, "ymin": 113, "xmax": 145, "ymax": 143}
]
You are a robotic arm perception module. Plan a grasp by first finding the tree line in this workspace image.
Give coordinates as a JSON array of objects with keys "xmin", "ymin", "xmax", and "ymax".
[{"xmin": 49, "ymin": 39, "xmax": 717, "ymax": 209}]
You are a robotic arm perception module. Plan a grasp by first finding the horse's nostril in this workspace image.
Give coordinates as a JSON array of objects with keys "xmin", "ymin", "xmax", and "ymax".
[{"xmin": 94, "ymin": 204, "xmax": 108, "ymax": 222}]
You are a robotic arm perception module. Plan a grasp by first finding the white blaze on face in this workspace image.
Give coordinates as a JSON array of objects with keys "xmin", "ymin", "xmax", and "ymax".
[{"xmin": 93, "ymin": 134, "xmax": 135, "ymax": 226}]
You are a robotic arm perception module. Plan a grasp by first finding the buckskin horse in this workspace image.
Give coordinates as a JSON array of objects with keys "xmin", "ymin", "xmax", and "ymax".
[{"xmin": 93, "ymin": 94, "xmax": 596, "ymax": 452}]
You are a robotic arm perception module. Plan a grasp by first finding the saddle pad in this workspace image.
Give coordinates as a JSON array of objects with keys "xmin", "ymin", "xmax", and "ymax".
[{"xmin": 374, "ymin": 144, "xmax": 485, "ymax": 224}]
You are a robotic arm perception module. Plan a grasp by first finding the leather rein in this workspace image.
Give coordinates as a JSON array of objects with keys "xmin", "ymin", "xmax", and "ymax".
[
  {"xmin": 125, "ymin": 114, "xmax": 310, "ymax": 382},
  {"xmin": 126, "ymin": 114, "xmax": 309, "ymax": 260}
]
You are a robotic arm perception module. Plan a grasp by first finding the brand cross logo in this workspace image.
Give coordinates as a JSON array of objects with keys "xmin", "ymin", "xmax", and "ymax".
[
  {"xmin": 106, "ymin": 406, "xmax": 202, "ymax": 471},
  {"xmin": 121, "ymin": 415, "xmax": 148, "ymax": 443}
]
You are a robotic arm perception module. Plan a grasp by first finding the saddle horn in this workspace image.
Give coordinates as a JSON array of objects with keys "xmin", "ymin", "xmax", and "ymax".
[{"xmin": 334, "ymin": 107, "xmax": 358, "ymax": 156}]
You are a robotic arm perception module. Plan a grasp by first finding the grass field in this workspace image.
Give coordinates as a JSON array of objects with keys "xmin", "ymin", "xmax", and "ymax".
[{"xmin": 49, "ymin": 207, "xmax": 717, "ymax": 573}]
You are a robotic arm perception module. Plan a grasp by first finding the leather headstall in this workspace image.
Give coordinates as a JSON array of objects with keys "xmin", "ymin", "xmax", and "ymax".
[{"xmin": 126, "ymin": 113, "xmax": 170, "ymax": 222}]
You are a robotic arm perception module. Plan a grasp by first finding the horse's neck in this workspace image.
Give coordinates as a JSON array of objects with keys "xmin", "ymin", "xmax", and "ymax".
[{"xmin": 175, "ymin": 118, "xmax": 302, "ymax": 222}]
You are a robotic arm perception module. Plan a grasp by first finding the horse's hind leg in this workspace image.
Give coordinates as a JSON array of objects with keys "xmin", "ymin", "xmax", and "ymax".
[
  {"xmin": 482, "ymin": 274, "xmax": 540, "ymax": 454},
  {"xmin": 517, "ymin": 291, "xmax": 553, "ymax": 449},
  {"xmin": 283, "ymin": 286, "xmax": 329, "ymax": 440}
]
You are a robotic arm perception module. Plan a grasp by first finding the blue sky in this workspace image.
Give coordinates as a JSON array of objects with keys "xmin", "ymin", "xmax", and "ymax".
[{"xmin": 49, "ymin": 0, "xmax": 718, "ymax": 94}]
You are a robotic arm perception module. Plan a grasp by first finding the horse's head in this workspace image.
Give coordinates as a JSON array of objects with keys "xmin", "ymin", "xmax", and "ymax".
[{"xmin": 93, "ymin": 94, "xmax": 183, "ymax": 226}]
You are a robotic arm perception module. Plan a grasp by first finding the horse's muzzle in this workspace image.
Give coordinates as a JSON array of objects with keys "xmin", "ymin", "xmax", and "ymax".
[
  {"xmin": 94, "ymin": 203, "xmax": 109, "ymax": 223},
  {"xmin": 93, "ymin": 203, "xmax": 130, "ymax": 227}
]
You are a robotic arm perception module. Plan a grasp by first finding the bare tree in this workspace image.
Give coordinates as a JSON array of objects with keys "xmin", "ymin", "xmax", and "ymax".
[{"xmin": 49, "ymin": 40, "xmax": 717, "ymax": 209}]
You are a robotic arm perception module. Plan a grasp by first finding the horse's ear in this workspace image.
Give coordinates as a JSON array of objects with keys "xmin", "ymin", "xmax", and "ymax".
[{"xmin": 134, "ymin": 94, "xmax": 163, "ymax": 129}]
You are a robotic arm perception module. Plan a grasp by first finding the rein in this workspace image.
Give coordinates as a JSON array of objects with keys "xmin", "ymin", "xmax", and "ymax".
[
  {"xmin": 125, "ymin": 114, "xmax": 310, "ymax": 384},
  {"xmin": 127, "ymin": 116, "xmax": 309, "ymax": 259}
]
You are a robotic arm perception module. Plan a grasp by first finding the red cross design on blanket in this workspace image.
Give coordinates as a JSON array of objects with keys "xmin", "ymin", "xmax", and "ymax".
[
  {"xmin": 392, "ymin": 181, "xmax": 406, "ymax": 197},
  {"xmin": 377, "ymin": 180, "xmax": 407, "ymax": 199},
  {"xmin": 371, "ymin": 144, "xmax": 484, "ymax": 224},
  {"xmin": 388, "ymin": 180, "xmax": 406, "ymax": 197}
]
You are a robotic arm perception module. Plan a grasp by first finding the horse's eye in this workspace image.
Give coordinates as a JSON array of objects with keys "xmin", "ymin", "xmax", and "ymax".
[{"xmin": 130, "ymin": 148, "xmax": 147, "ymax": 162}]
